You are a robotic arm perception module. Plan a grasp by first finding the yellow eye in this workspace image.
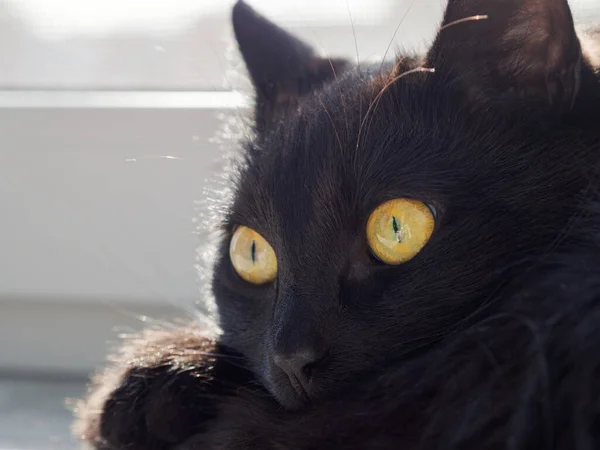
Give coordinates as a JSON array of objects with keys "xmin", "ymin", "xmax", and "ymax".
[
  {"xmin": 229, "ymin": 226, "xmax": 278, "ymax": 284},
  {"xmin": 366, "ymin": 199, "xmax": 435, "ymax": 265}
]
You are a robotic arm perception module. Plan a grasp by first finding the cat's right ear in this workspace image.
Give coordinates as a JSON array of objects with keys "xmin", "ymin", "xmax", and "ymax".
[
  {"xmin": 426, "ymin": 0, "xmax": 582, "ymax": 110},
  {"xmin": 232, "ymin": 1, "xmax": 349, "ymax": 133}
]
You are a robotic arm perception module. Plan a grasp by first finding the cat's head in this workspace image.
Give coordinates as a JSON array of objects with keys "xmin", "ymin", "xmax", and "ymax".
[{"xmin": 212, "ymin": 0, "xmax": 600, "ymax": 410}]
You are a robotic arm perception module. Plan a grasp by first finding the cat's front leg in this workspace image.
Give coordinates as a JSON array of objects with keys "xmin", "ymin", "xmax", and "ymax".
[{"xmin": 73, "ymin": 326, "xmax": 257, "ymax": 450}]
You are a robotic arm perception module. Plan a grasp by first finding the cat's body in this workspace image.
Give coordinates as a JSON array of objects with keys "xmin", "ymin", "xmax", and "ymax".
[{"xmin": 75, "ymin": 0, "xmax": 600, "ymax": 449}]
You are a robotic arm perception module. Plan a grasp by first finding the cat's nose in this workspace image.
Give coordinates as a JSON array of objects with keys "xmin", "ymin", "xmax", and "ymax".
[
  {"xmin": 270, "ymin": 289, "xmax": 330, "ymax": 398},
  {"xmin": 272, "ymin": 347, "xmax": 328, "ymax": 389}
]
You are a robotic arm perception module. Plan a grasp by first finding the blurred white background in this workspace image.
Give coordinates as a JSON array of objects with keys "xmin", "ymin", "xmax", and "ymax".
[{"xmin": 0, "ymin": 0, "xmax": 597, "ymax": 449}]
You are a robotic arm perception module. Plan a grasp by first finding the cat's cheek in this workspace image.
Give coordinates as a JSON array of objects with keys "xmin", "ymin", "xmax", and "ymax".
[
  {"xmin": 213, "ymin": 261, "xmax": 279, "ymax": 366},
  {"xmin": 214, "ymin": 256, "xmax": 278, "ymax": 306}
]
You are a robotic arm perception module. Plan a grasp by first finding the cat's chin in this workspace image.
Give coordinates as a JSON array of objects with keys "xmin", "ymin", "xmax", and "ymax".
[
  {"xmin": 266, "ymin": 372, "xmax": 312, "ymax": 411},
  {"xmin": 261, "ymin": 363, "xmax": 315, "ymax": 410}
]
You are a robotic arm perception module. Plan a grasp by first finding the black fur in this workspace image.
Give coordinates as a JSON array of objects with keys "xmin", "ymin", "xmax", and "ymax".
[{"xmin": 74, "ymin": 0, "xmax": 600, "ymax": 448}]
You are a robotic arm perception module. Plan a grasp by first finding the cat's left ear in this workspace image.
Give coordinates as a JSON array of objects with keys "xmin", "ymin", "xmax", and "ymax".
[
  {"xmin": 427, "ymin": 0, "xmax": 582, "ymax": 109},
  {"xmin": 232, "ymin": 1, "xmax": 349, "ymax": 132}
]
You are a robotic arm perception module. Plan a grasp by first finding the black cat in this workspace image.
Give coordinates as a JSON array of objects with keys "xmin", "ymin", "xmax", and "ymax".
[{"xmin": 74, "ymin": 0, "xmax": 600, "ymax": 448}]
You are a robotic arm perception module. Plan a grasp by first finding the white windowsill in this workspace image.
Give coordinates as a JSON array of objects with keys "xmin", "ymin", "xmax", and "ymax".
[{"xmin": 0, "ymin": 90, "xmax": 248, "ymax": 110}]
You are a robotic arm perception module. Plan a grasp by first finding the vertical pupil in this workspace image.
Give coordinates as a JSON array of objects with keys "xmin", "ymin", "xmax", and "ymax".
[
  {"xmin": 250, "ymin": 240, "xmax": 257, "ymax": 263},
  {"xmin": 392, "ymin": 216, "xmax": 402, "ymax": 243}
]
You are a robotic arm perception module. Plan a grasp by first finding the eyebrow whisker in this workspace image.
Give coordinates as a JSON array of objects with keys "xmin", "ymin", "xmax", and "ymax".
[
  {"xmin": 440, "ymin": 14, "xmax": 489, "ymax": 31},
  {"xmin": 355, "ymin": 67, "xmax": 436, "ymax": 154}
]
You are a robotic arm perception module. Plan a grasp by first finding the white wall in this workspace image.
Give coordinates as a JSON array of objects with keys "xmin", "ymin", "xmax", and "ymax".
[{"xmin": 0, "ymin": 92, "xmax": 244, "ymax": 374}]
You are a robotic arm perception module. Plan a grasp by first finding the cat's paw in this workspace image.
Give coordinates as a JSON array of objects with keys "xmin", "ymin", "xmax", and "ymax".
[{"xmin": 73, "ymin": 326, "xmax": 250, "ymax": 450}]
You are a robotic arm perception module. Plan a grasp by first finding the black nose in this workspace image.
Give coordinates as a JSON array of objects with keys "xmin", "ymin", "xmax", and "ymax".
[{"xmin": 273, "ymin": 347, "xmax": 327, "ymax": 390}]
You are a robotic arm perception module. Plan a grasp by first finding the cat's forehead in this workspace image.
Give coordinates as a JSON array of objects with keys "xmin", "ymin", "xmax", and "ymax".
[
  {"xmin": 263, "ymin": 71, "xmax": 424, "ymax": 161},
  {"xmin": 235, "ymin": 72, "xmax": 470, "ymax": 233},
  {"xmin": 255, "ymin": 69, "xmax": 471, "ymax": 180}
]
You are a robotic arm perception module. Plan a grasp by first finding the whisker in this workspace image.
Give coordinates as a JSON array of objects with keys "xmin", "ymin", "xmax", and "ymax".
[
  {"xmin": 330, "ymin": 63, "xmax": 351, "ymax": 142},
  {"xmin": 108, "ymin": 305, "xmax": 185, "ymax": 331},
  {"xmin": 355, "ymin": 67, "xmax": 435, "ymax": 154},
  {"xmin": 311, "ymin": 31, "xmax": 340, "ymax": 83},
  {"xmin": 175, "ymin": 357, "xmax": 250, "ymax": 372},
  {"xmin": 345, "ymin": 0, "xmax": 360, "ymax": 70},
  {"xmin": 311, "ymin": 31, "xmax": 350, "ymax": 140},
  {"xmin": 207, "ymin": 39, "xmax": 253, "ymax": 143},
  {"xmin": 440, "ymin": 14, "xmax": 489, "ymax": 31},
  {"xmin": 318, "ymin": 96, "xmax": 344, "ymax": 153},
  {"xmin": 328, "ymin": 59, "xmax": 339, "ymax": 81},
  {"xmin": 378, "ymin": 0, "xmax": 418, "ymax": 74}
]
